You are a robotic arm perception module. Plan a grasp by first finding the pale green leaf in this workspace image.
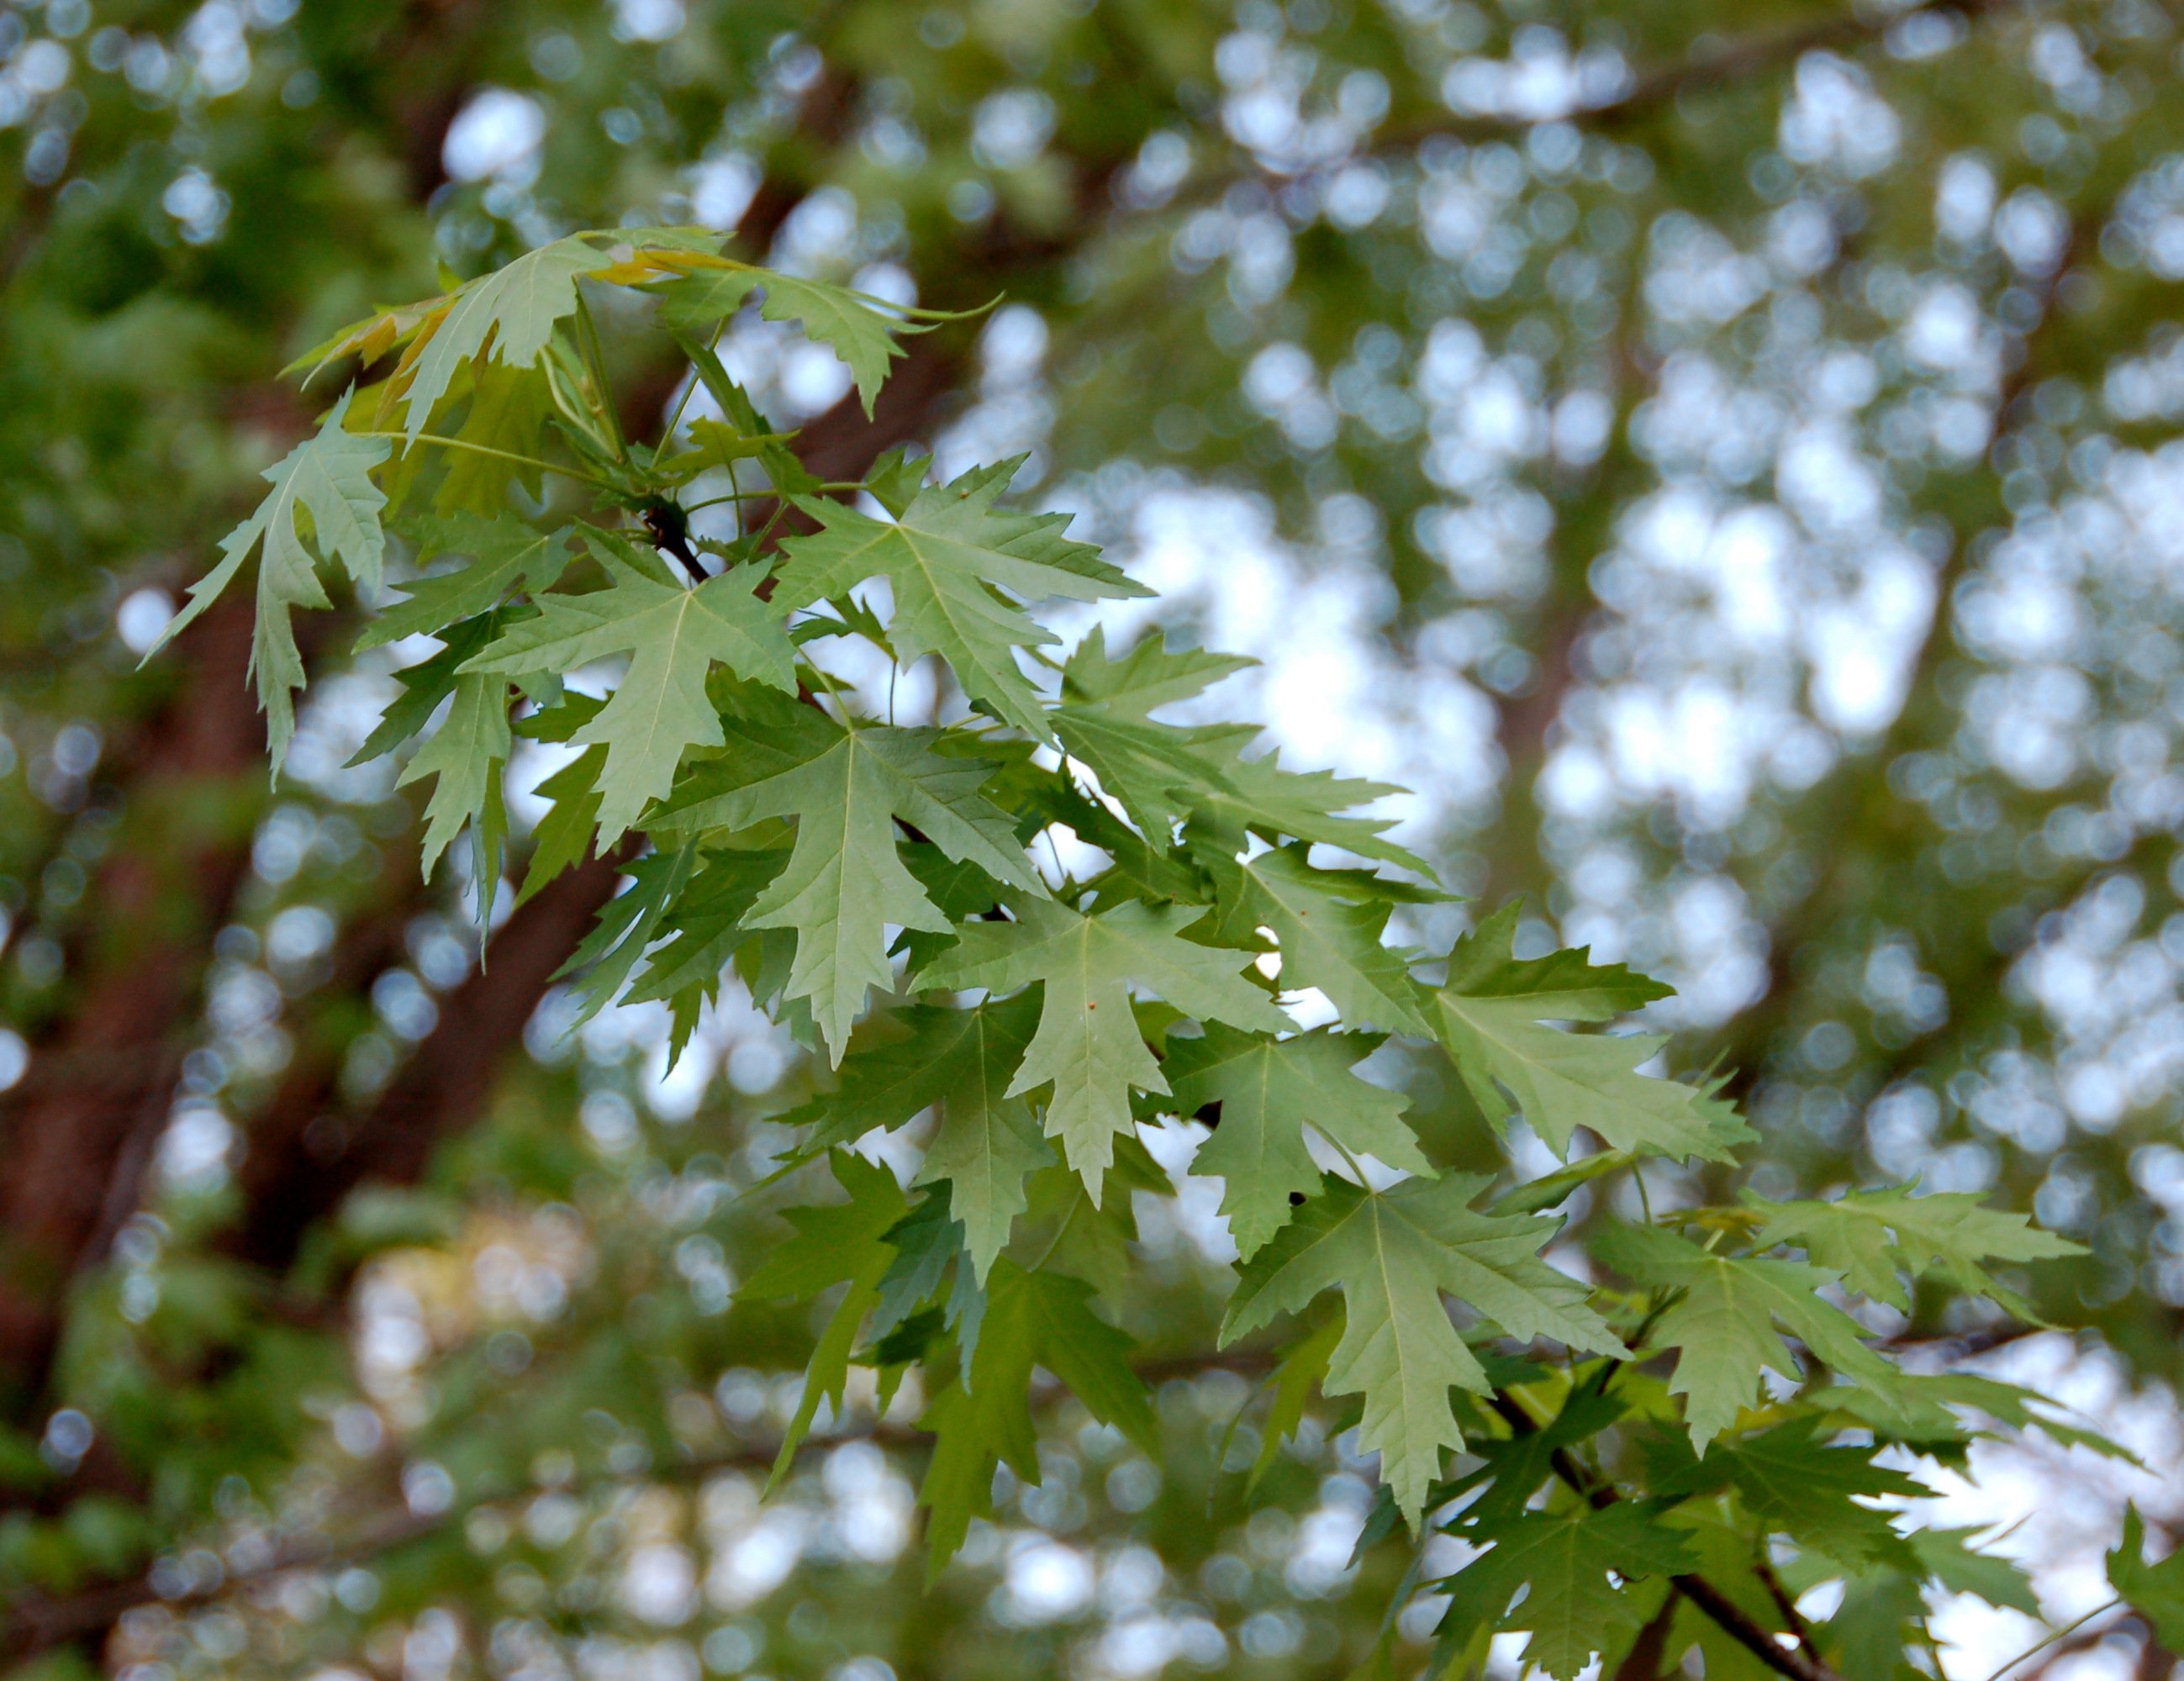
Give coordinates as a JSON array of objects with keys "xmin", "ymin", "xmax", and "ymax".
[{"xmin": 400, "ymin": 234, "xmax": 615, "ymax": 438}]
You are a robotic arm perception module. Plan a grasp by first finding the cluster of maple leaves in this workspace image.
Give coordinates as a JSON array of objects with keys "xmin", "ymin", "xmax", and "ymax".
[{"xmin": 159, "ymin": 227, "xmax": 2176, "ymax": 1680}]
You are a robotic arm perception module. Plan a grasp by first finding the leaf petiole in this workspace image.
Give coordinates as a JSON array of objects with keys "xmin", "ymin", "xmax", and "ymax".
[{"xmin": 352, "ymin": 432, "xmax": 623, "ymax": 494}]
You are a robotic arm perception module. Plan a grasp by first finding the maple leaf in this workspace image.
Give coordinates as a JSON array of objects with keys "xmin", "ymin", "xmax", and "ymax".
[
  {"xmin": 1438, "ymin": 1501, "xmax": 1696, "ymax": 1681},
  {"xmin": 770, "ymin": 995, "xmax": 1051, "ymax": 1278},
  {"xmin": 1595, "ymin": 1222, "xmax": 1896, "ymax": 1450},
  {"xmin": 1166, "ymin": 1025, "xmax": 1431, "ymax": 1259},
  {"xmin": 654, "ymin": 266, "xmax": 922, "ymax": 417},
  {"xmin": 357, "ymin": 514, "xmax": 571, "ymax": 651},
  {"xmin": 1059, "ymin": 624, "xmax": 1254, "ymax": 717},
  {"xmin": 1753, "ymin": 1183, "xmax": 2082, "ymax": 1315},
  {"xmin": 1428, "ymin": 903, "xmax": 1750, "ymax": 1164},
  {"xmin": 398, "ymin": 234, "xmax": 617, "ymax": 438},
  {"xmin": 650, "ymin": 706, "xmax": 1042, "ymax": 1059},
  {"xmin": 1221, "ymin": 846, "xmax": 1436, "ymax": 1035},
  {"xmin": 1221, "ymin": 1175, "xmax": 1625, "ymax": 1524},
  {"xmin": 2108, "ymin": 1506, "xmax": 2184, "ymax": 1652},
  {"xmin": 463, "ymin": 542, "xmax": 795, "ymax": 841},
  {"xmin": 918, "ymin": 1260, "xmax": 1154, "ymax": 1573},
  {"xmin": 156, "ymin": 391, "xmax": 390, "ymax": 769},
  {"xmin": 1647, "ymin": 1416, "xmax": 1920, "ymax": 1567},
  {"xmin": 772, "ymin": 458, "xmax": 1147, "ymax": 742},
  {"xmin": 917, "ymin": 898, "xmax": 1290, "ymax": 1201},
  {"xmin": 740, "ymin": 1151, "xmax": 906, "ymax": 1491}
]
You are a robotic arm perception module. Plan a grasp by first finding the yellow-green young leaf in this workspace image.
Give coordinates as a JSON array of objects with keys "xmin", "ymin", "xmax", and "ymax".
[
  {"xmin": 773, "ymin": 458, "xmax": 1148, "ymax": 742},
  {"xmin": 357, "ymin": 514, "xmax": 572, "ymax": 651},
  {"xmin": 1752, "ymin": 1183, "xmax": 2083, "ymax": 1315},
  {"xmin": 1168, "ymin": 1025, "xmax": 1430, "ymax": 1259},
  {"xmin": 918, "ymin": 1261, "xmax": 1154, "ymax": 1574},
  {"xmin": 1428, "ymin": 903, "xmax": 1749, "ymax": 1164},
  {"xmin": 1438, "ymin": 1502, "xmax": 1696, "ymax": 1681},
  {"xmin": 654, "ymin": 267, "xmax": 917, "ymax": 416},
  {"xmin": 740, "ymin": 1152, "xmax": 907, "ymax": 1491},
  {"xmin": 154, "ymin": 391, "xmax": 391, "ymax": 770},
  {"xmin": 652, "ymin": 710, "xmax": 1041, "ymax": 1060},
  {"xmin": 463, "ymin": 547, "xmax": 795, "ymax": 841},
  {"xmin": 399, "ymin": 234, "xmax": 617, "ymax": 438},
  {"xmin": 917, "ymin": 898, "xmax": 1290, "ymax": 1203},
  {"xmin": 1221, "ymin": 1175, "xmax": 1625, "ymax": 1525},
  {"xmin": 1594, "ymin": 1222, "xmax": 1896, "ymax": 1451}
]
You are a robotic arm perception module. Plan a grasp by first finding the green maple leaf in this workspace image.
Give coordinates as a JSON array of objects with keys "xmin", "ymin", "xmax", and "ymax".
[
  {"xmin": 1595, "ymin": 1222, "xmax": 1896, "ymax": 1451},
  {"xmin": 155, "ymin": 391, "xmax": 391, "ymax": 770},
  {"xmin": 514, "ymin": 742, "xmax": 605, "ymax": 906},
  {"xmin": 620, "ymin": 845, "xmax": 790, "ymax": 1009},
  {"xmin": 1167, "ymin": 1025, "xmax": 1431, "ymax": 1259},
  {"xmin": 464, "ymin": 545, "xmax": 795, "ymax": 841},
  {"xmin": 772, "ymin": 458, "xmax": 1148, "ymax": 742},
  {"xmin": 1428, "ymin": 903, "xmax": 1749, "ymax": 1163},
  {"xmin": 740, "ymin": 1151, "xmax": 907, "ymax": 1491},
  {"xmin": 919, "ymin": 1260, "xmax": 1154, "ymax": 1573},
  {"xmin": 651, "ymin": 708, "xmax": 1042, "ymax": 1059},
  {"xmin": 1057, "ymin": 712, "xmax": 1417, "ymax": 868},
  {"xmin": 400, "ymin": 234, "xmax": 616, "ymax": 438},
  {"xmin": 1221, "ymin": 1174, "xmax": 1625, "ymax": 1524},
  {"xmin": 1059, "ymin": 624, "xmax": 1254, "ymax": 716},
  {"xmin": 655, "ymin": 267, "xmax": 923, "ymax": 417},
  {"xmin": 917, "ymin": 898, "xmax": 1290, "ymax": 1201},
  {"xmin": 1438, "ymin": 1501, "xmax": 1696, "ymax": 1681},
  {"xmin": 771, "ymin": 996, "xmax": 1052, "ymax": 1278},
  {"xmin": 1649, "ymin": 1416, "xmax": 1920, "ymax": 1567},
  {"xmin": 1754, "ymin": 1183, "xmax": 2082, "ymax": 1315},
  {"xmin": 2108, "ymin": 1506, "xmax": 2184, "ymax": 1652},
  {"xmin": 1225, "ymin": 846, "xmax": 1436, "ymax": 1035},
  {"xmin": 358, "ymin": 514, "xmax": 571, "ymax": 651}
]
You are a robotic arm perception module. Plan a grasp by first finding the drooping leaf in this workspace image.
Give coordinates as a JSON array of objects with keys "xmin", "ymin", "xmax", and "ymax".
[
  {"xmin": 1167, "ymin": 1025, "xmax": 1430, "ymax": 1258},
  {"xmin": 1221, "ymin": 1175, "xmax": 1625, "ymax": 1524},
  {"xmin": 154, "ymin": 391, "xmax": 391, "ymax": 769},
  {"xmin": 1595, "ymin": 1222, "xmax": 1896, "ymax": 1451},
  {"xmin": 740, "ymin": 1151, "xmax": 906, "ymax": 1491},
  {"xmin": 919, "ymin": 1261, "xmax": 1154, "ymax": 1573},
  {"xmin": 773, "ymin": 457, "xmax": 1148, "ymax": 742},
  {"xmin": 918, "ymin": 898, "xmax": 1290, "ymax": 1201},
  {"xmin": 464, "ymin": 543, "xmax": 796, "ymax": 840}
]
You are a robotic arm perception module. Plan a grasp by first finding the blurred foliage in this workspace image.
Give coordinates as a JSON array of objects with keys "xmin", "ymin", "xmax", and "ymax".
[{"xmin": 0, "ymin": 0, "xmax": 2181, "ymax": 1678}]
